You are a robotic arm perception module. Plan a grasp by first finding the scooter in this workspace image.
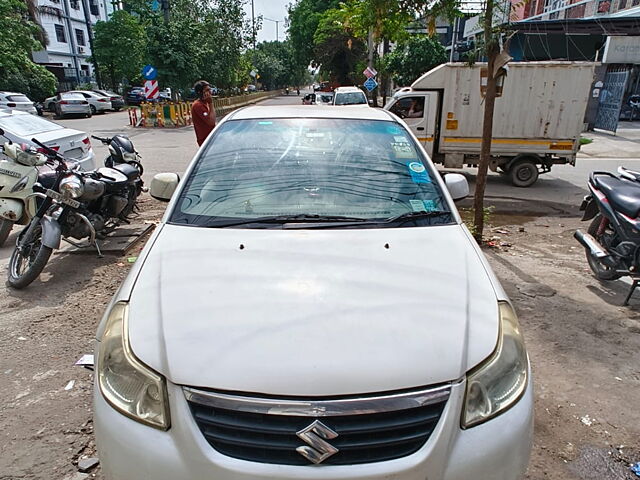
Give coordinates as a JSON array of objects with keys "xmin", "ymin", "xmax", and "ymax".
[
  {"xmin": 574, "ymin": 169, "xmax": 640, "ymax": 305},
  {"xmin": 0, "ymin": 141, "xmax": 47, "ymax": 247}
]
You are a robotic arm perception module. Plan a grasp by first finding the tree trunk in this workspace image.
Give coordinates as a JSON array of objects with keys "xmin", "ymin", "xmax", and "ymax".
[{"xmin": 472, "ymin": 0, "xmax": 499, "ymax": 243}]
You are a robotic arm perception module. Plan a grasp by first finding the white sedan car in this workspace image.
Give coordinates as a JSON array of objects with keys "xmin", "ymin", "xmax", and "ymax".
[
  {"xmin": 70, "ymin": 90, "xmax": 112, "ymax": 114},
  {"xmin": 0, "ymin": 91, "xmax": 37, "ymax": 115},
  {"xmin": 94, "ymin": 106, "xmax": 533, "ymax": 480},
  {"xmin": 0, "ymin": 110, "xmax": 95, "ymax": 170}
]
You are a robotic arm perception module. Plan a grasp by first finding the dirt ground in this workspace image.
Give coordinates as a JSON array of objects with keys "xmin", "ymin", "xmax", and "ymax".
[{"xmin": 0, "ymin": 199, "xmax": 639, "ymax": 480}]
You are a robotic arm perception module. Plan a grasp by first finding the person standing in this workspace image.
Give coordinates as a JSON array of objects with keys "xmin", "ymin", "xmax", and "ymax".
[{"xmin": 191, "ymin": 80, "xmax": 216, "ymax": 146}]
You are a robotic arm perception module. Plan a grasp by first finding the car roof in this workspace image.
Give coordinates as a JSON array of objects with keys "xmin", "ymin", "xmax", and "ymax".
[
  {"xmin": 0, "ymin": 91, "xmax": 29, "ymax": 97},
  {"xmin": 334, "ymin": 86, "xmax": 364, "ymax": 93},
  {"xmin": 229, "ymin": 105, "xmax": 394, "ymax": 121}
]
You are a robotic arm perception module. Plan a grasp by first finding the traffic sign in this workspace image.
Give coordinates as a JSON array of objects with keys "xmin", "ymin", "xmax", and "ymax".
[
  {"xmin": 363, "ymin": 77, "xmax": 378, "ymax": 92},
  {"xmin": 363, "ymin": 66, "xmax": 377, "ymax": 79},
  {"xmin": 144, "ymin": 80, "xmax": 159, "ymax": 99},
  {"xmin": 142, "ymin": 65, "xmax": 157, "ymax": 80}
]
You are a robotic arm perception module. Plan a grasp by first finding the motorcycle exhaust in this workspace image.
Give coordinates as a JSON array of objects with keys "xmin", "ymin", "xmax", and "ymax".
[{"xmin": 574, "ymin": 230, "xmax": 616, "ymax": 267}]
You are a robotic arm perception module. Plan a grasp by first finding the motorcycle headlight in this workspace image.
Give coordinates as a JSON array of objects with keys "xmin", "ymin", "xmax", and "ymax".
[
  {"xmin": 462, "ymin": 302, "xmax": 529, "ymax": 428},
  {"xmin": 59, "ymin": 175, "xmax": 84, "ymax": 199},
  {"xmin": 97, "ymin": 302, "xmax": 170, "ymax": 430}
]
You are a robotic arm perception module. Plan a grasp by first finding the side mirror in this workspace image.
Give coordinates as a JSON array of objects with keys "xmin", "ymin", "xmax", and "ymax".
[
  {"xmin": 444, "ymin": 173, "xmax": 469, "ymax": 201},
  {"xmin": 150, "ymin": 172, "xmax": 180, "ymax": 202}
]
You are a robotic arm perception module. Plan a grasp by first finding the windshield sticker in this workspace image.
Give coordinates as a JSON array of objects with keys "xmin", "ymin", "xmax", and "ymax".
[
  {"xmin": 423, "ymin": 199, "xmax": 437, "ymax": 212},
  {"xmin": 407, "ymin": 161, "xmax": 431, "ymax": 183},
  {"xmin": 392, "ymin": 142, "xmax": 414, "ymax": 159},
  {"xmin": 394, "ymin": 136, "xmax": 409, "ymax": 143},
  {"xmin": 409, "ymin": 199, "xmax": 427, "ymax": 212},
  {"xmin": 258, "ymin": 121, "xmax": 273, "ymax": 125}
]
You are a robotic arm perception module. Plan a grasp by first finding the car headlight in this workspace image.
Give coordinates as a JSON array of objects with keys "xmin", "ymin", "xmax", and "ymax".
[
  {"xmin": 59, "ymin": 174, "xmax": 84, "ymax": 199},
  {"xmin": 97, "ymin": 302, "xmax": 170, "ymax": 430},
  {"xmin": 462, "ymin": 302, "xmax": 528, "ymax": 428}
]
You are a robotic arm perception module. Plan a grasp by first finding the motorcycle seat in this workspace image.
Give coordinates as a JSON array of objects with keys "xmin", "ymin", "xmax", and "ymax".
[
  {"xmin": 594, "ymin": 175, "xmax": 640, "ymax": 218},
  {"xmin": 112, "ymin": 163, "xmax": 140, "ymax": 182}
]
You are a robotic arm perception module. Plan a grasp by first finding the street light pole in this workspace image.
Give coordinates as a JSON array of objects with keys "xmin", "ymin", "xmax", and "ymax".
[
  {"xmin": 264, "ymin": 17, "xmax": 280, "ymax": 41},
  {"xmin": 251, "ymin": 0, "xmax": 256, "ymax": 50}
]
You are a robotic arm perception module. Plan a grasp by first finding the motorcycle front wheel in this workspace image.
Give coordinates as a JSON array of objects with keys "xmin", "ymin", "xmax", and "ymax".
[
  {"xmin": 0, "ymin": 219, "xmax": 13, "ymax": 247},
  {"xmin": 7, "ymin": 223, "xmax": 53, "ymax": 289},
  {"xmin": 586, "ymin": 214, "xmax": 622, "ymax": 281}
]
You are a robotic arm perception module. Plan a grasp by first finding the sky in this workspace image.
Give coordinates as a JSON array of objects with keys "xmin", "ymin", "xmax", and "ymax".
[{"xmin": 242, "ymin": 0, "xmax": 290, "ymax": 44}]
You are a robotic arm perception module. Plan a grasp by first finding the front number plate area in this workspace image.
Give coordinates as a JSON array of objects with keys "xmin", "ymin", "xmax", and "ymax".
[{"xmin": 46, "ymin": 189, "xmax": 80, "ymax": 209}]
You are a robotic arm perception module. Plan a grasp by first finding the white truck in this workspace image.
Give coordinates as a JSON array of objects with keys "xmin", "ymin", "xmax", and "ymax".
[{"xmin": 384, "ymin": 61, "xmax": 596, "ymax": 187}]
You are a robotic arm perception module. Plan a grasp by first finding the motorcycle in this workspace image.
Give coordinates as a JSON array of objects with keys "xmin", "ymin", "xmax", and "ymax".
[
  {"xmin": 3, "ymin": 132, "xmax": 144, "ymax": 289},
  {"xmin": 574, "ymin": 169, "xmax": 640, "ymax": 305},
  {"xmin": 0, "ymin": 133, "xmax": 143, "ymax": 248}
]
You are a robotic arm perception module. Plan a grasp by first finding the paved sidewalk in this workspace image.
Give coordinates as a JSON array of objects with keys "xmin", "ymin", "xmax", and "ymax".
[{"xmin": 579, "ymin": 121, "xmax": 640, "ymax": 158}]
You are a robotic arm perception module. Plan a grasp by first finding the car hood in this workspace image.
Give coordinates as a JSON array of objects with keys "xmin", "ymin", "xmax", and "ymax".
[{"xmin": 128, "ymin": 224, "xmax": 500, "ymax": 396}]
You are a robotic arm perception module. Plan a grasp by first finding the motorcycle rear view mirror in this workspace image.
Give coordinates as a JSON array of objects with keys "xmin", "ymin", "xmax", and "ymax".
[{"xmin": 150, "ymin": 172, "xmax": 180, "ymax": 202}]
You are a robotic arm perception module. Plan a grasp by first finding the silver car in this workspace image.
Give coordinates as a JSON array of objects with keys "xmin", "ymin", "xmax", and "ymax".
[
  {"xmin": 0, "ymin": 91, "xmax": 37, "ymax": 115},
  {"xmin": 0, "ymin": 110, "xmax": 95, "ymax": 170},
  {"xmin": 53, "ymin": 92, "xmax": 92, "ymax": 119}
]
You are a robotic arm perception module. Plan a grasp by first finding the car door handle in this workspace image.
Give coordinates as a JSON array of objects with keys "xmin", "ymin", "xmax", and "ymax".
[{"xmin": 417, "ymin": 127, "xmax": 425, "ymax": 131}]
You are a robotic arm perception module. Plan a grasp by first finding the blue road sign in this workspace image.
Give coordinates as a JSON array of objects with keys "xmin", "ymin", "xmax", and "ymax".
[
  {"xmin": 142, "ymin": 65, "xmax": 157, "ymax": 80},
  {"xmin": 364, "ymin": 77, "xmax": 378, "ymax": 92}
]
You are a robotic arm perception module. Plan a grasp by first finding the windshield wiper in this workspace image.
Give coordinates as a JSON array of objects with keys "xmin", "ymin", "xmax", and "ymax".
[
  {"xmin": 212, "ymin": 214, "xmax": 371, "ymax": 228},
  {"xmin": 383, "ymin": 210, "xmax": 451, "ymax": 224}
]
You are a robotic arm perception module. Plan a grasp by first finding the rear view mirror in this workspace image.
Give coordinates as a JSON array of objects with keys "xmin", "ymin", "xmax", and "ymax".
[
  {"xmin": 150, "ymin": 172, "xmax": 180, "ymax": 202},
  {"xmin": 444, "ymin": 173, "xmax": 469, "ymax": 201}
]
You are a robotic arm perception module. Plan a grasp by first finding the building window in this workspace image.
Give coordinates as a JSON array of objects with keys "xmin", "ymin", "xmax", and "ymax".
[
  {"xmin": 89, "ymin": 0, "xmax": 100, "ymax": 15},
  {"xmin": 54, "ymin": 24, "xmax": 66, "ymax": 43},
  {"xmin": 597, "ymin": 0, "xmax": 611, "ymax": 12},
  {"xmin": 633, "ymin": 0, "xmax": 639, "ymax": 7},
  {"xmin": 70, "ymin": 0, "xmax": 79, "ymax": 9},
  {"xmin": 75, "ymin": 29, "xmax": 85, "ymax": 46}
]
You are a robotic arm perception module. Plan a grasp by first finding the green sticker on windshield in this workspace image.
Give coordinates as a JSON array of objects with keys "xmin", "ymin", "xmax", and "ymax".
[{"xmin": 423, "ymin": 199, "xmax": 437, "ymax": 212}]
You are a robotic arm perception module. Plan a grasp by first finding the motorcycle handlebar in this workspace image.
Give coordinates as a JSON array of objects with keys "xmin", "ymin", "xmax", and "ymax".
[{"xmin": 91, "ymin": 135, "xmax": 110, "ymax": 144}]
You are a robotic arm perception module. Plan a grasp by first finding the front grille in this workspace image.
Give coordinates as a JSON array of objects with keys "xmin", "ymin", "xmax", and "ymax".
[{"xmin": 185, "ymin": 386, "xmax": 449, "ymax": 466}]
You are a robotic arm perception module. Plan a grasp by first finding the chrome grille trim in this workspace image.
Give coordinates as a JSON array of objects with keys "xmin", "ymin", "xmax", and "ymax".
[{"xmin": 183, "ymin": 385, "xmax": 451, "ymax": 417}]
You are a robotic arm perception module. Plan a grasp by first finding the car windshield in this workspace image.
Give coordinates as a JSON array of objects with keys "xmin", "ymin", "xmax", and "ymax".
[
  {"xmin": 0, "ymin": 114, "xmax": 63, "ymax": 136},
  {"xmin": 170, "ymin": 118, "xmax": 452, "ymax": 229},
  {"xmin": 335, "ymin": 92, "xmax": 367, "ymax": 105}
]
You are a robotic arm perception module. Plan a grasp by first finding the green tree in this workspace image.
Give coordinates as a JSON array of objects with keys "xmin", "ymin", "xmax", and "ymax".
[
  {"xmin": 253, "ymin": 40, "xmax": 309, "ymax": 89},
  {"xmin": 0, "ymin": 0, "xmax": 57, "ymax": 100},
  {"xmin": 287, "ymin": 0, "xmax": 342, "ymax": 68},
  {"xmin": 93, "ymin": 11, "xmax": 146, "ymax": 91},
  {"xmin": 383, "ymin": 35, "xmax": 447, "ymax": 86}
]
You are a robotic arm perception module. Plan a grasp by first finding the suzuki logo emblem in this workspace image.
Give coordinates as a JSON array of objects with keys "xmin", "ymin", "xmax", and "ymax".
[{"xmin": 296, "ymin": 420, "xmax": 339, "ymax": 464}]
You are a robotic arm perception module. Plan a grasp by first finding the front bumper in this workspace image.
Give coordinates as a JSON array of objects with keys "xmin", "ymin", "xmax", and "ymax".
[{"xmin": 94, "ymin": 373, "xmax": 533, "ymax": 480}]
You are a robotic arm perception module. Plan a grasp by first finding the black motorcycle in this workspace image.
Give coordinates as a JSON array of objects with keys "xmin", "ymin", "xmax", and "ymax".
[
  {"xmin": 574, "ymin": 169, "xmax": 640, "ymax": 305},
  {"xmin": 6, "ymin": 137, "xmax": 144, "ymax": 289},
  {"xmin": 92, "ymin": 134, "xmax": 144, "ymax": 216}
]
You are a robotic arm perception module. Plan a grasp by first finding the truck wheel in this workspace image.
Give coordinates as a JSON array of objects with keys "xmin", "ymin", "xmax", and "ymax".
[{"xmin": 509, "ymin": 159, "xmax": 539, "ymax": 187}]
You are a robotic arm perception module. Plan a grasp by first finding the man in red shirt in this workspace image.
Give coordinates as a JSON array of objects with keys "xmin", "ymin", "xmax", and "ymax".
[{"xmin": 191, "ymin": 80, "xmax": 216, "ymax": 146}]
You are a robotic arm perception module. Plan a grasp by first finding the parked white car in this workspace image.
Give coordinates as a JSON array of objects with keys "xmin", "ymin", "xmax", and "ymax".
[
  {"xmin": 70, "ymin": 90, "xmax": 112, "ymax": 114},
  {"xmin": 0, "ymin": 110, "xmax": 95, "ymax": 170},
  {"xmin": 333, "ymin": 86, "xmax": 368, "ymax": 106},
  {"xmin": 94, "ymin": 106, "xmax": 533, "ymax": 480},
  {"xmin": 0, "ymin": 91, "xmax": 37, "ymax": 115}
]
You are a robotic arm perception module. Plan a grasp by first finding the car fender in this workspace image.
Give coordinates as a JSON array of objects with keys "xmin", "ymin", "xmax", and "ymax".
[{"xmin": 41, "ymin": 215, "xmax": 61, "ymax": 249}]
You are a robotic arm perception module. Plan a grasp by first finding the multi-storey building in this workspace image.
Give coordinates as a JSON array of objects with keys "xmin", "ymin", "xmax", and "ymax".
[
  {"xmin": 31, "ymin": 0, "xmax": 113, "ymax": 91},
  {"xmin": 523, "ymin": 0, "xmax": 640, "ymax": 21}
]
